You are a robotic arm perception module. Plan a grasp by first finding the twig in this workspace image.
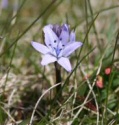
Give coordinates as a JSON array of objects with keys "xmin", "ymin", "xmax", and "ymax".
[
  {"xmin": 29, "ymin": 82, "xmax": 61, "ymax": 125},
  {"xmin": 80, "ymin": 64, "xmax": 99, "ymax": 125},
  {"xmin": 1, "ymin": 106, "xmax": 16, "ymax": 124},
  {"xmin": 70, "ymin": 58, "xmax": 102, "ymax": 124}
]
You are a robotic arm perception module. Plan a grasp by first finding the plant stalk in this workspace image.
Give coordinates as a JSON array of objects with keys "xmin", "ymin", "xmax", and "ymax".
[{"xmin": 54, "ymin": 62, "xmax": 62, "ymax": 98}]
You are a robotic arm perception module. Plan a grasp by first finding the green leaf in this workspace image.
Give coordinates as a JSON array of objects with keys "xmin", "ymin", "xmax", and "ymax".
[{"xmin": 0, "ymin": 107, "xmax": 7, "ymax": 124}]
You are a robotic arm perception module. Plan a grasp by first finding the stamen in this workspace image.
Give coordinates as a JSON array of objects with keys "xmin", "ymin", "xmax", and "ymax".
[
  {"xmin": 60, "ymin": 38, "xmax": 62, "ymax": 40},
  {"xmin": 54, "ymin": 40, "xmax": 56, "ymax": 43}
]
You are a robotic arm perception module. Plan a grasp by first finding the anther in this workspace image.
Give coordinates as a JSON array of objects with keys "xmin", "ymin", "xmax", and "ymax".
[
  {"xmin": 60, "ymin": 38, "xmax": 62, "ymax": 40},
  {"xmin": 54, "ymin": 40, "xmax": 56, "ymax": 43}
]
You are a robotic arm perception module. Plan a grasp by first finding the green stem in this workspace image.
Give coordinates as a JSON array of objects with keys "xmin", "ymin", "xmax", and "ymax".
[{"xmin": 54, "ymin": 62, "xmax": 62, "ymax": 98}]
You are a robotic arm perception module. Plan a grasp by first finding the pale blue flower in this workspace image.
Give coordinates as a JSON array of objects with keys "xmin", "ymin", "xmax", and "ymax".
[{"xmin": 31, "ymin": 24, "xmax": 82, "ymax": 72}]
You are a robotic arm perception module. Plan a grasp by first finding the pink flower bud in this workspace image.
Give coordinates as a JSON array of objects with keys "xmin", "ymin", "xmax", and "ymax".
[{"xmin": 105, "ymin": 67, "xmax": 111, "ymax": 75}]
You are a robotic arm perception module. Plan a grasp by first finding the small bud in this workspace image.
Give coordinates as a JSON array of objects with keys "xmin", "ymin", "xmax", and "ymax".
[
  {"xmin": 105, "ymin": 67, "xmax": 111, "ymax": 75},
  {"xmin": 96, "ymin": 76, "xmax": 103, "ymax": 88}
]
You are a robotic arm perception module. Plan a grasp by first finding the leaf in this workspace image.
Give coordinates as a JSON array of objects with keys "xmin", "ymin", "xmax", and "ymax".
[{"xmin": 0, "ymin": 107, "xmax": 7, "ymax": 124}]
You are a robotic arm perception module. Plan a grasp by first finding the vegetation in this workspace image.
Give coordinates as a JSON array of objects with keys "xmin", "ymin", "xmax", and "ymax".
[{"xmin": 0, "ymin": 0, "xmax": 119, "ymax": 124}]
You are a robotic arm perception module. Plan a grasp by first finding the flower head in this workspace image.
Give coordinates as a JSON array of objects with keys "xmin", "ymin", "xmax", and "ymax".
[{"xmin": 31, "ymin": 24, "xmax": 82, "ymax": 72}]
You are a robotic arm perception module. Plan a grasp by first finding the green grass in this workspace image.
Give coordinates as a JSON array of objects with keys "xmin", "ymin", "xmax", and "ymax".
[{"xmin": 0, "ymin": 0, "xmax": 119, "ymax": 125}]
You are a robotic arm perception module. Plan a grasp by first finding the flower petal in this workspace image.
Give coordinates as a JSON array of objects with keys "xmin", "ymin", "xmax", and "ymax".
[
  {"xmin": 31, "ymin": 41, "xmax": 50, "ymax": 54},
  {"xmin": 62, "ymin": 42, "xmax": 82, "ymax": 57},
  {"xmin": 52, "ymin": 24, "xmax": 62, "ymax": 37},
  {"xmin": 58, "ymin": 57, "xmax": 72, "ymax": 72},
  {"xmin": 41, "ymin": 54, "xmax": 57, "ymax": 65},
  {"xmin": 43, "ymin": 25, "xmax": 59, "ymax": 47},
  {"xmin": 59, "ymin": 24, "xmax": 70, "ymax": 45},
  {"xmin": 70, "ymin": 31, "xmax": 75, "ymax": 41},
  {"xmin": 62, "ymin": 24, "xmax": 69, "ymax": 31},
  {"xmin": 59, "ymin": 31, "xmax": 69, "ymax": 45}
]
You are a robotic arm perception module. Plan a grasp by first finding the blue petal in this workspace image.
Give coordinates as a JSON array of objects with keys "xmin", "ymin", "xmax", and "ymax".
[
  {"xmin": 70, "ymin": 31, "xmax": 75, "ymax": 42},
  {"xmin": 62, "ymin": 24, "xmax": 69, "ymax": 31},
  {"xmin": 31, "ymin": 41, "xmax": 50, "ymax": 54},
  {"xmin": 58, "ymin": 57, "xmax": 72, "ymax": 72},
  {"xmin": 41, "ymin": 54, "xmax": 57, "ymax": 65},
  {"xmin": 62, "ymin": 42, "xmax": 83, "ymax": 57},
  {"xmin": 59, "ymin": 24, "xmax": 70, "ymax": 45},
  {"xmin": 43, "ymin": 25, "xmax": 59, "ymax": 48}
]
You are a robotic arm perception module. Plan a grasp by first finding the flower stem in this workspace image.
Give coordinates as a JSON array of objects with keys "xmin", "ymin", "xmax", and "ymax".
[{"xmin": 54, "ymin": 62, "xmax": 62, "ymax": 98}]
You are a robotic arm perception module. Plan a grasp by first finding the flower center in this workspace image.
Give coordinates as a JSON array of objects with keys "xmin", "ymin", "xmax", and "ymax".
[
  {"xmin": 54, "ymin": 47, "xmax": 62, "ymax": 56},
  {"xmin": 48, "ymin": 40, "xmax": 65, "ymax": 57}
]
